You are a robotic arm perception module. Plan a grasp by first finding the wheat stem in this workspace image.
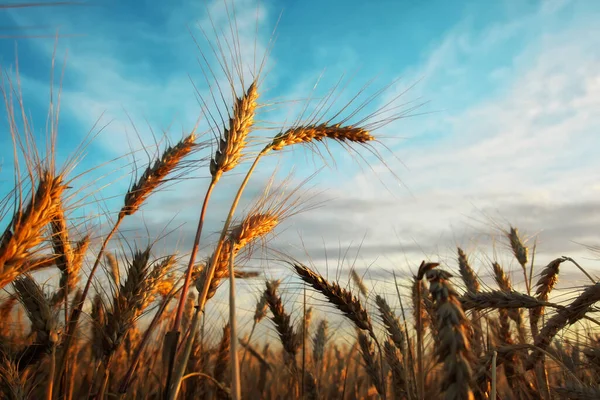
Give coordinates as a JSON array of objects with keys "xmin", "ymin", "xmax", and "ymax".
[
  {"xmin": 167, "ymin": 301, "xmax": 201, "ymax": 400},
  {"xmin": 415, "ymin": 276, "xmax": 424, "ymax": 400},
  {"xmin": 163, "ymin": 180, "xmax": 216, "ymax": 398},
  {"xmin": 58, "ymin": 221, "xmax": 119, "ymax": 397},
  {"xmin": 171, "ymin": 180, "xmax": 215, "ymax": 332},
  {"xmin": 491, "ymin": 350, "xmax": 497, "ymax": 400},
  {"xmin": 229, "ymin": 242, "xmax": 241, "ymax": 400}
]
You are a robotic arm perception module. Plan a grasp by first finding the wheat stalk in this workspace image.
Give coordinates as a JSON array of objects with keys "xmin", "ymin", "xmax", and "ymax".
[
  {"xmin": 414, "ymin": 261, "xmax": 438, "ymax": 400},
  {"xmin": 167, "ymin": 82, "xmax": 259, "ymax": 400}
]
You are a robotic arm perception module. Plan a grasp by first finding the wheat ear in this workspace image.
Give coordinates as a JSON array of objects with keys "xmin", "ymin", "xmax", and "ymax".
[
  {"xmin": 0, "ymin": 172, "xmax": 65, "ymax": 288},
  {"xmin": 0, "ymin": 355, "xmax": 25, "ymax": 400},
  {"xmin": 492, "ymin": 262, "xmax": 526, "ymax": 342},
  {"xmin": 527, "ymin": 282, "xmax": 600, "ymax": 369},
  {"xmin": 51, "ymin": 235, "xmax": 89, "ymax": 307},
  {"xmin": 384, "ymin": 339, "xmax": 407, "ymax": 400},
  {"xmin": 195, "ymin": 212, "xmax": 278, "ymax": 302},
  {"xmin": 358, "ymin": 331, "xmax": 384, "ymax": 397},
  {"xmin": 531, "ymin": 257, "xmax": 565, "ymax": 337},
  {"xmin": 375, "ymin": 295, "xmax": 406, "ymax": 353},
  {"xmin": 293, "ymin": 263, "xmax": 386, "ymax": 398},
  {"xmin": 240, "ymin": 282, "xmax": 279, "ymax": 371},
  {"xmin": 213, "ymin": 323, "xmax": 232, "ymax": 386},
  {"xmin": 96, "ymin": 250, "xmax": 172, "ymax": 399},
  {"xmin": 13, "ymin": 275, "xmax": 58, "ymax": 347},
  {"xmin": 268, "ymin": 123, "xmax": 374, "ymax": 150},
  {"xmin": 425, "ymin": 267, "xmax": 474, "ymax": 400},
  {"xmin": 351, "ymin": 269, "xmax": 368, "ymax": 297},
  {"xmin": 458, "ymin": 248, "xmax": 483, "ymax": 357},
  {"xmin": 265, "ymin": 280, "xmax": 300, "ymax": 367},
  {"xmin": 293, "ymin": 263, "xmax": 373, "ymax": 334},
  {"xmin": 312, "ymin": 319, "xmax": 328, "ymax": 372}
]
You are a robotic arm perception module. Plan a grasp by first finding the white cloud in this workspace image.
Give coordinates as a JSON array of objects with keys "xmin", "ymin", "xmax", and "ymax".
[{"xmin": 304, "ymin": 2, "xmax": 600, "ymax": 282}]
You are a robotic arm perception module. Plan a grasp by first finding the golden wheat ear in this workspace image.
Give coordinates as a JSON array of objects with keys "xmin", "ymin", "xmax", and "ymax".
[
  {"xmin": 210, "ymin": 81, "xmax": 259, "ymax": 182},
  {"xmin": 0, "ymin": 172, "xmax": 66, "ymax": 289},
  {"xmin": 120, "ymin": 133, "xmax": 198, "ymax": 218}
]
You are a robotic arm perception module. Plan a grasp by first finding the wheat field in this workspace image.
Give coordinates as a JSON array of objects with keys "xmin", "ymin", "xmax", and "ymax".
[{"xmin": 0, "ymin": 1, "xmax": 599, "ymax": 400}]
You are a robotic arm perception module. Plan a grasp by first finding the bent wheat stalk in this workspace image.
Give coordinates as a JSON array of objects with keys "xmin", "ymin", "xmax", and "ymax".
[
  {"xmin": 165, "ymin": 82, "xmax": 258, "ymax": 399},
  {"xmin": 60, "ymin": 133, "xmax": 196, "ymax": 392}
]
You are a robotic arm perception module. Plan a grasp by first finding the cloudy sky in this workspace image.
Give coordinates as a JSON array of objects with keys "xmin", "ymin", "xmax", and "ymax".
[{"xmin": 0, "ymin": 0, "xmax": 599, "ymax": 333}]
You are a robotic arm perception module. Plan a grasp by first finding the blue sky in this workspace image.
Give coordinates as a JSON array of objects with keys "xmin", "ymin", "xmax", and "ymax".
[{"xmin": 1, "ymin": 0, "xmax": 600, "ymax": 315}]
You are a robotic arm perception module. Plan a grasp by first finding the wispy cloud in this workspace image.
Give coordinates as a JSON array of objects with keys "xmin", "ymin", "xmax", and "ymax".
[{"xmin": 1, "ymin": 0, "xmax": 599, "ymax": 309}]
